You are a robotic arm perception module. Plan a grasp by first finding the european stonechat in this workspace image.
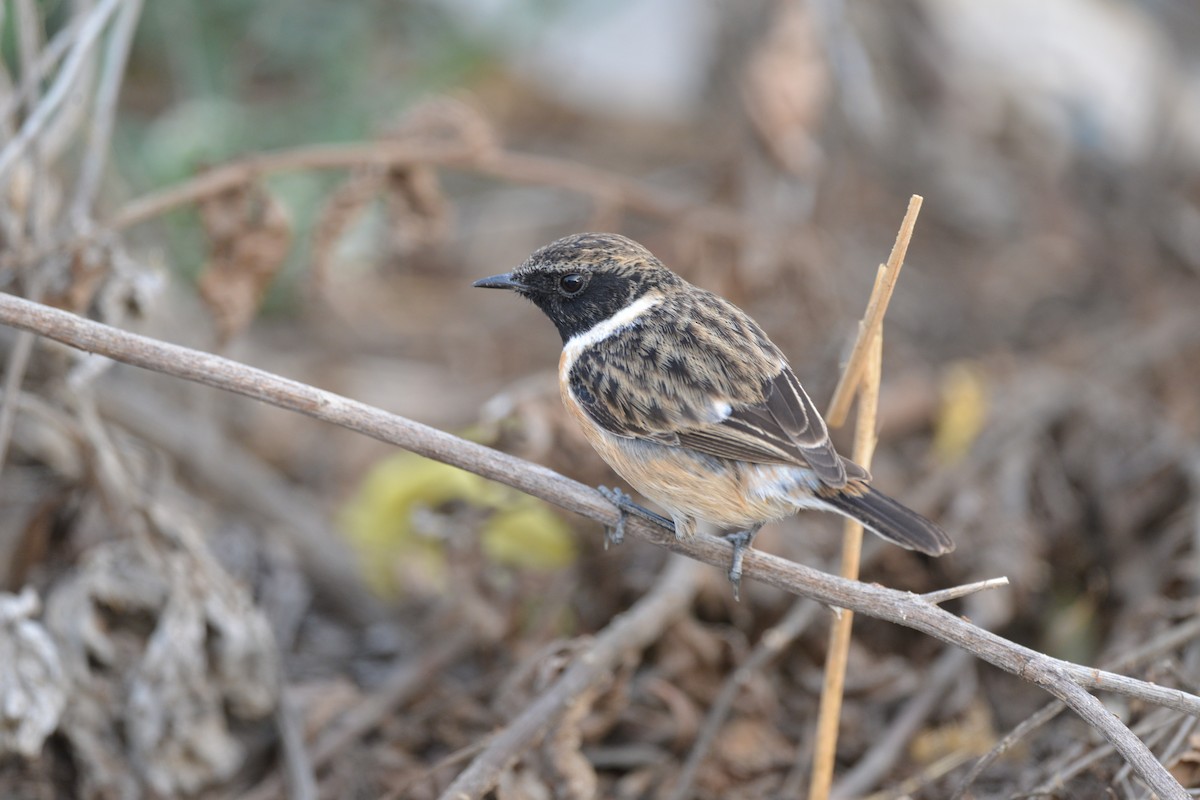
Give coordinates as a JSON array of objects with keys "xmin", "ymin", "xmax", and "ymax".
[{"xmin": 475, "ymin": 232, "xmax": 953, "ymax": 593}]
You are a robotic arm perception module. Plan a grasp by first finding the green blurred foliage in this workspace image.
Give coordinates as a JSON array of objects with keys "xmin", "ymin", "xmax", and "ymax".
[
  {"xmin": 125, "ymin": 1, "xmax": 494, "ymax": 175},
  {"xmin": 109, "ymin": 0, "xmax": 502, "ymax": 296}
]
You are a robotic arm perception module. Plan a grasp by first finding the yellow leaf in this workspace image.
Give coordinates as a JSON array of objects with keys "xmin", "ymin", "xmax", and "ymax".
[
  {"xmin": 482, "ymin": 502, "xmax": 577, "ymax": 572},
  {"xmin": 933, "ymin": 362, "xmax": 988, "ymax": 463},
  {"xmin": 341, "ymin": 455, "xmax": 481, "ymax": 595},
  {"xmin": 340, "ymin": 451, "xmax": 575, "ymax": 595}
]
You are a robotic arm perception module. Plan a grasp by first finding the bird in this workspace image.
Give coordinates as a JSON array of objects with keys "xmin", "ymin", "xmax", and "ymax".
[{"xmin": 474, "ymin": 232, "xmax": 953, "ymax": 594}]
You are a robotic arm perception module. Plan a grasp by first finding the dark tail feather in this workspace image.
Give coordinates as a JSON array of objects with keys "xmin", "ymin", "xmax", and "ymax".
[{"xmin": 822, "ymin": 487, "xmax": 954, "ymax": 556}]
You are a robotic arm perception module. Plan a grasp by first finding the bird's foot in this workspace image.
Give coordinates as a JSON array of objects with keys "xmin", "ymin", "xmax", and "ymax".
[
  {"xmin": 723, "ymin": 524, "xmax": 764, "ymax": 601},
  {"xmin": 597, "ymin": 486, "xmax": 674, "ymax": 548}
]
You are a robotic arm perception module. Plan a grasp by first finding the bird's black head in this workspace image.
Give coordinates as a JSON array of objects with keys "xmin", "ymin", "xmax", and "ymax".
[{"xmin": 474, "ymin": 232, "xmax": 682, "ymax": 342}]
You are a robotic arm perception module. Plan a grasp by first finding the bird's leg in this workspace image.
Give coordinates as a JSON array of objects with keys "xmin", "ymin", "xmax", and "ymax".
[
  {"xmin": 724, "ymin": 523, "xmax": 764, "ymax": 600},
  {"xmin": 597, "ymin": 485, "xmax": 674, "ymax": 547}
]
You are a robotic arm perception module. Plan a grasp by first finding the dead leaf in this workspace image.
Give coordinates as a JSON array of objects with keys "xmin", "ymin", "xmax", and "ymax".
[
  {"xmin": 714, "ymin": 716, "xmax": 792, "ymax": 779},
  {"xmin": 383, "ymin": 164, "xmax": 450, "ymax": 260},
  {"xmin": 310, "ymin": 169, "xmax": 387, "ymax": 298},
  {"xmin": 0, "ymin": 588, "xmax": 67, "ymax": 758},
  {"xmin": 198, "ymin": 182, "xmax": 292, "ymax": 345},
  {"xmin": 43, "ymin": 513, "xmax": 279, "ymax": 797},
  {"xmin": 1168, "ymin": 734, "xmax": 1200, "ymax": 787}
]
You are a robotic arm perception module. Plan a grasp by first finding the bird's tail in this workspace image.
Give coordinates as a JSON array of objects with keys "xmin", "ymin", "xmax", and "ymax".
[{"xmin": 821, "ymin": 487, "xmax": 954, "ymax": 556}]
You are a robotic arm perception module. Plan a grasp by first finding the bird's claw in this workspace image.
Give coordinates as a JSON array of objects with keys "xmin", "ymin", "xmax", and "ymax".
[
  {"xmin": 723, "ymin": 525, "xmax": 763, "ymax": 601},
  {"xmin": 597, "ymin": 485, "xmax": 674, "ymax": 548},
  {"xmin": 598, "ymin": 485, "xmax": 632, "ymax": 547}
]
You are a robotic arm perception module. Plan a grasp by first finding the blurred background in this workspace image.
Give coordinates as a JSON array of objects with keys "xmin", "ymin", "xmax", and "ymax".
[{"xmin": 2, "ymin": 0, "xmax": 1200, "ymax": 797}]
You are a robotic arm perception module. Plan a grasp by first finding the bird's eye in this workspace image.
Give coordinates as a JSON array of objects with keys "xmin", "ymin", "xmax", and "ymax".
[{"xmin": 558, "ymin": 273, "xmax": 587, "ymax": 296}]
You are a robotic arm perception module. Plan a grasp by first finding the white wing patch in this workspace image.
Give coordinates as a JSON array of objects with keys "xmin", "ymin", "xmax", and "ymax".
[{"xmin": 709, "ymin": 400, "xmax": 733, "ymax": 422}]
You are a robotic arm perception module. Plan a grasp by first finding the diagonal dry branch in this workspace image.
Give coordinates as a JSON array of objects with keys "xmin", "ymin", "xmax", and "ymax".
[
  {"xmin": 1, "ymin": 137, "xmax": 748, "ymax": 284},
  {"xmin": 0, "ymin": 292, "xmax": 1191, "ymax": 797},
  {"xmin": 952, "ymin": 613, "xmax": 1200, "ymax": 798}
]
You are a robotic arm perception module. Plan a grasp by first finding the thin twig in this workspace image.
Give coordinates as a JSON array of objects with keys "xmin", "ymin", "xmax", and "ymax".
[
  {"xmin": 921, "ymin": 577, "xmax": 1011, "ymax": 606},
  {"xmin": 13, "ymin": 0, "xmax": 46, "ymax": 243},
  {"xmin": 34, "ymin": 1, "xmax": 107, "ymax": 169},
  {"xmin": 438, "ymin": 556, "xmax": 705, "ymax": 800},
  {"xmin": 0, "ymin": 0, "xmax": 123, "ymax": 187},
  {"xmin": 860, "ymin": 750, "xmax": 981, "ymax": 800},
  {"xmin": 13, "ymin": 0, "xmax": 43, "ymax": 115},
  {"xmin": 108, "ymin": 141, "xmax": 474, "ymax": 230},
  {"xmin": 664, "ymin": 599, "xmax": 821, "ymax": 800},
  {"xmin": 1028, "ymin": 706, "xmax": 1178, "ymax": 796},
  {"xmin": 952, "ymin": 614, "xmax": 1200, "ymax": 798},
  {"xmin": 0, "ymin": 293, "xmax": 1193, "ymax": 794},
  {"xmin": 1035, "ymin": 669, "xmax": 1183, "ymax": 799},
  {"xmin": 320, "ymin": 633, "xmax": 481, "ymax": 767},
  {"xmin": 0, "ymin": 309, "xmax": 38, "ymax": 483},
  {"xmin": 69, "ymin": 0, "xmax": 144, "ymax": 225},
  {"xmin": 102, "ymin": 142, "xmax": 745, "ymax": 237},
  {"xmin": 1118, "ymin": 711, "xmax": 1199, "ymax": 790},
  {"xmin": 825, "ymin": 195, "xmax": 923, "ymax": 427}
]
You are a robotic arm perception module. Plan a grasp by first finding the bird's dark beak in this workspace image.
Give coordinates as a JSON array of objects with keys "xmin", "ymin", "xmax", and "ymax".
[{"xmin": 473, "ymin": 272, "xmax": 525, "ymax": 291}]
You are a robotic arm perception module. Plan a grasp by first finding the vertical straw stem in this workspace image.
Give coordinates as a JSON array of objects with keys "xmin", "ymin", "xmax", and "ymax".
[{"xmin": 809, "ymin": 195, "xmax": 923, "ymax": 797}]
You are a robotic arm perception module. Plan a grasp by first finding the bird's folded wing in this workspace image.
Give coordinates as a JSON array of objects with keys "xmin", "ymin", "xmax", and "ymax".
[
  {"xmin": 675, "ymin": 368, "xmax": 850, "ymax": 486},
  {"xmin": 569, "ymin": 349, "xmax": 855, "ymax": 487}
]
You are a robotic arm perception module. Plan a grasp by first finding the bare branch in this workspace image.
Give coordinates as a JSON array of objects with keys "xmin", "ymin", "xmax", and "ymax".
[
  {"xmin": 953, "ymin": 614, "xmax": 1200, "ymax": 798},
  {"xmin": 0, "ymin": 0, "xmax": 47, "ymax": 486},
  {"xmin": 0, "ymin": 311, "xmax": 37, "ymax": 482},
  {"xmin": 0, "ymin": 292, "xmax": 1193, "ymax": 794},
  {"xmin": 834, "ymin": 596, "xmax": 1008, "ymax": 798},
  {"xmin": 1032, "ymin": 665, "xmax": 1184, "ymax": 799},
  {"xmin": 107, "ymin": 141, "xmax": 477, "ymax": 231}
]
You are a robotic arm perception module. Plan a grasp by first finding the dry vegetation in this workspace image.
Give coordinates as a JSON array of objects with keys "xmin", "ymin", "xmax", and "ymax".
[{"xmin": 2, "ymin": 1, "xmax": 1200, "ymax": 798}]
